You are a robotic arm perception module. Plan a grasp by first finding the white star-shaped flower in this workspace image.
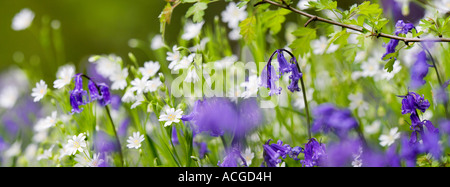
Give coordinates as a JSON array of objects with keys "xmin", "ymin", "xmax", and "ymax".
[
  {"xmin": 31, "ymin": 80, "xmax": 47, "ymax": 102},
  {"xmin": 379, "ymin": 127, "xmax": 400, "ymax": 147},
  {"xmin": 221, "ymin": 2, "xmax": 248, "ymax": 29},
  {"xmin": 126, "ymin": 131, "xmax": 145, "ymax": 149},
  {"xmin": 130, "ymin": 77, "xmax": 151, "ymax": 95},
  {"xmin": 110, "ymin": 68, "xmax": 128, "ymax": 90},
  {"xmin": 159, "ymin": 108, "xmax": 183, "ymax": 127},
  {"xmin": 53, "ymin": 64, "xmax": 75, "ymax": 89},
  {"xmin": 167, "ymin": 45, "xmax": 182, "ymax": 70},
  {"xmin": 310, "ymin": 36, "xmax": 339, "ymax": 55},
  {"xmin": 139, "ymin": 61, "xmax": 160, "ymax": 79},
  {"xmin": 182, "ymin": 21, "xmax": 204, "ymax": 41},
  {"xmin": 66, "ymin": 133, "xmax": 87, "ymax": 155}
]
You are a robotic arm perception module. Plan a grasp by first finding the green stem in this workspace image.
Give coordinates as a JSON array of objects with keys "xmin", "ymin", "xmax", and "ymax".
[{"xmin": 105, "ymin": 105, "xmax": 125, "ymax": 167}]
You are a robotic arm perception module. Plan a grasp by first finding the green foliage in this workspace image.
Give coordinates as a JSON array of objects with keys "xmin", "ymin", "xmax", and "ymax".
[
  {"xmin": 261, "ymin": 8, "xmax": 291, "ymax": 35},
  {"xmin": 308, "ymin": 0, "xmax": 337, "ymax": 11},
  {"xmin": 239, "ymin": 15, "xmax": 257, "ymax": 43},
  {"xmin": 185, "ymin": 2, "xmax": 208, "ymax": 23},
  {"xmin": 289, "ymin": 27, "xmax": 317, "ymax": 56}
]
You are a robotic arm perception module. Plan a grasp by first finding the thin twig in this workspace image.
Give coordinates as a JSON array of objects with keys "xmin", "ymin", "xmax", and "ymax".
[{"xmin": 256, "ymin": 0, "xmax": 450, "ymax": 43}]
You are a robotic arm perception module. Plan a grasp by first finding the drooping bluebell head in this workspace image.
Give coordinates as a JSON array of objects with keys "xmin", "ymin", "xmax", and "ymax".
[
  {"xmin": 398, "ymin": 91, "xmax": 430, "ymax": 115},
  {"xmin": 98, "ymin": 83, "xmax": 111, "ymax": 107},
  {"xmin": 260, "ymin": 62, "xmax": 282, "ymax": 96},
  {"xmin": 69, "ymin": 73, "xmax": 113, "ymax": 114},
  {"xmin": 394, "ymin": 20, "xmax": 415, "ymax": 35},
  {"xmin": 88, "ymin": 80, "xmax": 101, "ymax": 101}
]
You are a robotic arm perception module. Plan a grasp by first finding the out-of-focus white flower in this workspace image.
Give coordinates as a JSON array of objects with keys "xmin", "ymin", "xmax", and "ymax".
[
  {"xmin": 189, "ymin": 37, "xmax": 210, "ymax": 51},
  {"xmin": 37, "ymin": 145, "xmax": 54, "ymax": 161},
  {"xmin": 221, "ymin": 2, "xmax": 248, "ymax": 29},
  {"xmin": 131, "ymin": 94, "xmax": 145, "ymax": 109},
  {"xmin": 12, "ymin": 8, "xmax": 35, "ymax": 31},
  {"xmin": 147, "ymin": 78, "xmax": 162, "ymax": 92},
  {"xmin": 240, "ymin": 75, "xmax": 260, "ymax": 99},
  {"xmin": 126, "ymin": 132, "xmax": 145, "ymax": 149},
  {"xmin": 0, "ymin": 86, "xmax": 19, "ymax": 109},
  {"xmin": 151, "ymin": 34, "xmax": 165, "ymax": 50},
  {"xmin": 297, "ymin": 0, "xmax": 317, "ymax": 10},
  {"xmin": 94, "ymin": 55, "xmax": 122, "ymax": 78},
  {"xmin": 159, "ymin": 108, "xmax": 183, "ymax": 127},
  {"xmin": 182, "ymin": 21, "xmax": 204, "ymax": 41},
  {"xmin": 360, "ymin": 57, "xmax": 381, "ymax": 78},
  {"xmin": 31, "ymin": 80, "xmax": 47, "ymax": 102},
  {"xmin": 74, "ymin": 150, "xmax": 91, "ymax": 167},
  {"xmin": 110, "ymin": 68, "xmax": 128, "ymax": 90},
  {"xmin": 433, "ymin": 0, "xmax": 450, "ymax": 13},
  {"xmin": 88, "ymin": 153, "xmax": 104, "ymax": 167},
  {"xmin": 348, "ymin": 92, "xmax": 369, "ymax": 117},
  {"xmin": 4, "ymin": 141, "xmax": 21, "ymax": 158},
  {"xmin": 34, "ymin": 111, "xmax": 58, "ymax": 132},
  {"xmin": 139, "ymin": 61, "xmax": 160, "ymax": 79},
  {"xmin": 379, "ymin": 127, "xmax": 400, "ymax": 147},
  {"xmin": 310, "ymin": 36, "xmax": 339, "ymax": 55},
  {"xmin": 364, "ymin": 120, "xmax": 381, "ymax": 135},
  {"xmin": 228, "ymin": 28, "xmax": 242, "ymax": 40},
  {"xmin": 53, "ymin": 64, "xmax": 75, "ymax": 89},
  {"xmin": 122, "ymin": 88, "xmax": 136, "ymax": 103}
]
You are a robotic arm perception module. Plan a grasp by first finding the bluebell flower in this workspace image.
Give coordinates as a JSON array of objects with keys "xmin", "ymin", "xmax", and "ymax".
[
  {"xmin": 218, "ymin": 147, "xmax": 246, "ymax": 167},
  {"xmin": 69, "ymin": 73, "xmax": 112, "ymax": 114},
  {"xmin": 382, "ymin": 20, "xmax": 414, "ymax": 60},
  {"xmin": 410, "ymin": 51, "xmax": 432, "ymax": 89},
  {"xmin": 262, "ymin": 141, "xmax": 281, "ymax": 167},
  {"xmin": 398, "ymin": 92, "xmax": 430, "ymax": 115},
  {"xmin": 300, "ymin": 138, "xmax": 327, "ymax": 167},
  {"xmin": 394, "ymin": 20, "xmax": 415, "ymax": 35},
  {"xmin": 197, "ymin": 142, "xmax": 209, "ymax": 159},
  {"xmin": 260, "ymin": 49, "xmax": 303, "ymax": 95},
  {"xmin": 312, "ymin": 103, "xmax": 358, "ymax": 138},
  {"xmin": 399, "ymin": 135, "xmax": 422, "ymax": 167}
]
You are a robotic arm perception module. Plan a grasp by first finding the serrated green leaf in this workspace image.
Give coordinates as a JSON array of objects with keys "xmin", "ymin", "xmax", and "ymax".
[
  {"xmin": 239, "ymin": 16, "xmax": 256, "ymax": 43},
  {"xmin": 261, "ymin": 9, "xmax": 291, "ymax": 35},
  {"xmin": 289, "ymin": 27, "xmax": 316, "ymax": 56},
  {"xmin": 308, "ymin": 0, "xmax": 337, "ymax": 11},
  {"xmin": 384, "ymin": 56, "xmax": 397, "ymax": 73},
  {"xmin": 185, "ymin": 2, "xmax": 208, "ymax": 23}
]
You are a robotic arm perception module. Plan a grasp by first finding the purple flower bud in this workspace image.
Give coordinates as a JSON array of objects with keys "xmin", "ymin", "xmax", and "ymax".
[
  {"xmin": 382, "ymin": 39, "xmax": 399, "ymax": 60},
  {"xmin": 88, "ymin": 80, "xmax": 100, "ymax": 101},
  {"xmin": 277, "ymin": 50, "xmax": 291, "ymax": 75},
  {"xmin": 287, "ymin": 59, "xmax": 302, "ymax": 92},
  {"xmin": 98, "ymin": 83, "xmax": 111, "ymax": 107}
]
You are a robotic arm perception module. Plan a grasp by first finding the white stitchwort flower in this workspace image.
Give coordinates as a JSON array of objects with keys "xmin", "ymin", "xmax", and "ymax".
[
  {"xmin": 88, "ymin": 153, "xmax": 104, "ymax": 167},
  {"xmin": 348, "ymin": 92, "xmax": 369, "ymax": 117},
  {"xmin": 12, "ymin": 8, "xmax": 35, "ymax": 31},
  {"xmin": 31, "ymin": 80, "xmax": 47, "ymax": 102},
  {"xmin": 139, "ymin": 61, "xmax": 160, "ymax": 79},
  {"xmin": 66, "ymin": 133, "xmax": 87, "ymax": 155},
  {"xmin": 167, "ymin": 45, "xmax": 182, "ymax": 70},
  {"xmin": 182, "ymin": 21, "xmax": 204, "ymax": 41},
  {"xmin": 130, "ymin": 77, "xmax": 151, "ymax": 95},
  {"xmin": 159, "ymin": 108, "xmax": 183, "ymax": 127},
  {"xmin": 365, "ymin": 120, "xmax": 381, "ymax": 135},
  {"xmin": 74, "ymin": 150, "xmax": 91, "ymax": 167},
  {"xmin": 240, "ymin": 148, "xmax": 254, "ymax": 166},
  {"xmin": 94, "ymin": 55, "xmax": 122, "ymax": 78},
  {"xmin": 379, "ymin": 127, "xmax": 401, "ymax": 147},
  {"xmin": 53, "ymin": 64, "xmax": 75, "ymax": 89},
  {"xmin": 221, "ymin": 2, "xmax": 248, "ymax": 29},
  {"xmin": 311, "ymin": 36, "xmax": 339, "ymax": 55},
  {"xmin": 127, "ymin": 131, "xmax": 145, "ymax": 149},
  {"xmin": 147, "ymin": 78, "xmax": 163, "ymax": 92},
  {"xmin": 34, "ymin": 111, "xmax": 58, "ymax": 132},
  {"xmin": 110, "ymin": 68, "xmax": 128, "ymax": 90},
  {"xmin": 122, "ymin": 88, "xmax": 136, "ymax": 103}
]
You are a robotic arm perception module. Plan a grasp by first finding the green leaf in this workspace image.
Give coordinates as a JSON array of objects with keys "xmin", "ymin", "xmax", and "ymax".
[
  {"xmin": 261, "ymin": 8, "xmax": 291, "ymax": 35},
  {"xmin": 185, "ymin": 2, "xmax": 208, "ymax": 23},
  {"xmin": 384, "ymin": 56, "xmax": 397, "ymax": 73},
  {"xmin": 308, "ymin": 0, "xmax": 337, "ymax": 11},
  {"xmin": 239, "ymin": 16, "xmax": 257, "ymax": 43},
  {"xmin": 289, "ymin": 27, "xmax": 317, "ymax": 56}
]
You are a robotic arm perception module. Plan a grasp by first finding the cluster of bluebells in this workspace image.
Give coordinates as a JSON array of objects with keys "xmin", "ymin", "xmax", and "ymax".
[
  {"xmin": 260, "ymin": 49, "xmax": 302, "ymax": 96},
  {"xmin": 69, "ymin": 73, "xmax": 111, "ymax": 114},
  {"xmin": 382, "ymin": 20, "xmax": 415, "ymax": 60},
  {"xmin": 261, "ymin": 139, "xmax": 302, "ymax": 167},
  {"xmin": 398, "ymin": 92, "xmax": 439, "ymax": 146}
]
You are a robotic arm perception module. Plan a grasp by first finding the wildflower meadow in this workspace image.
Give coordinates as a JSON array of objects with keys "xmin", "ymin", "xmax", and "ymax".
[{"xmin": 2, "ymin": 0, "xmax": 450, "ymax": 172}]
